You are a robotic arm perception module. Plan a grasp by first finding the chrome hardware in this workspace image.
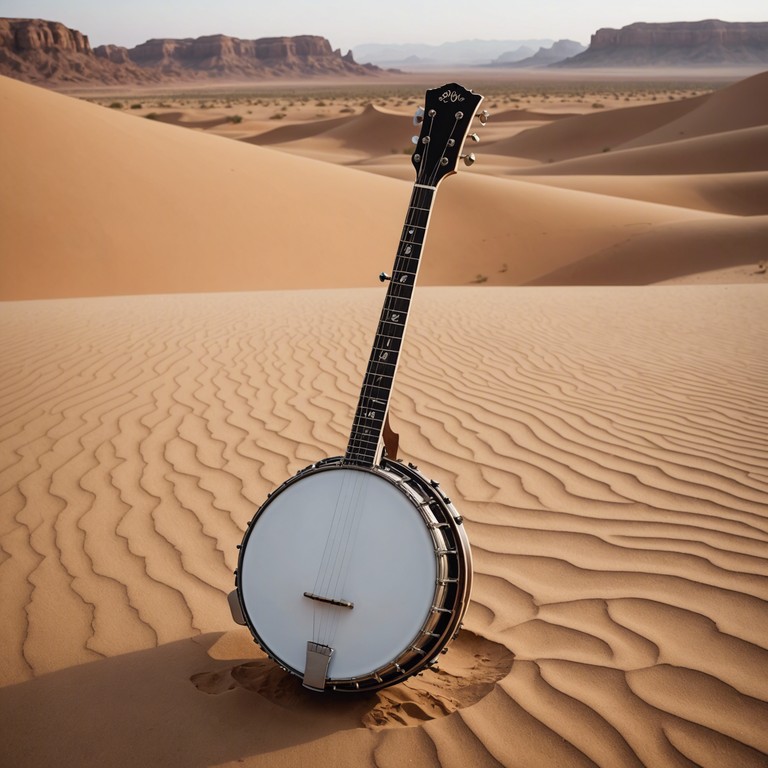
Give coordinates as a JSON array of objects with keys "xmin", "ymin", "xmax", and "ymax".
[
  {"xmin": 227, "ymin": 590, "xmax": 246, "ymax": 625},
  {"xmin": 379, "ymin": 272, "xmax": 391, "ymax": 282},
  {"xmin": 428, "ymin": 109, "xmax": 436, "ymax": 117},
  {"xmin": 304, "ymin": 642, "xmax": 334, "ymax": 691},
  {"xmin": 413, "ymin": 106, "xmax": 425, "ymax": 125},
  {"xmin": 468, "ymin": 133, "xmax": 480, "ymax": 143},
  {"xmin": 477, "ymin": 110, "xmax": 490, "ymax": 124},
  {"xmin": 411, "ymin": 135, "xmax": 419, "ymax": 144},
  {"xmin": 461, "ymin": 153, "xmax": 476, "ymax": 167},
  {"xmin": 440, "ymin": 158, "xmax": 449, "ymax": 166},
  {"xmin": 413, "ymin": 153, "xmax": 421, "ymax": 162}
]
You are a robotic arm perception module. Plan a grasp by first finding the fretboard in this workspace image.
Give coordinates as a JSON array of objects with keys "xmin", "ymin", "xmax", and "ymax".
[{"xmin": 344, "ymin": 184, "xmax": 436, "ymax": 466}]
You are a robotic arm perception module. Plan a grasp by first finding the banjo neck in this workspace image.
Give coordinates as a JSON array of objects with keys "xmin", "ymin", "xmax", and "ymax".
[
  {"xmin": 344, "ymin": 84, "xmax": 485, "ymax": 468},
  {"xmin": 344, "ymin": 183, "xmax": 436, "ymax": 467}
]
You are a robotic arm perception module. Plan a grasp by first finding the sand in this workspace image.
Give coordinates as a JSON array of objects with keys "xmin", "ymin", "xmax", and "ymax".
[
  {"xmin": 2, "ymin": 71, "xmax": 768, "ymax": 298},
  {"xmin": 1, "ymin": 287, "xmax": 767, "ymax": 766},
  {"xmin": 1, "ymin": 68, "xmax": 767, "ymax": 767}
]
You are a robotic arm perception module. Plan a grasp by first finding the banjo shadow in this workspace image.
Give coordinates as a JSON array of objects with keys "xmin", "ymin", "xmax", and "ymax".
[{"xmin": 2, "ymin": 630, "xmax": 513, "ymax": 766}]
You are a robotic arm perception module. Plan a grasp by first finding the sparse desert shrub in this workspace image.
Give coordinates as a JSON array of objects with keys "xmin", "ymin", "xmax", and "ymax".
[
  {"xmin": 592, "ymin": 102, "xmax": 605, "ymax": 108},
  {"xmin": 109, "ymin": 102, "xmax": 123, "ymax": 109},
  {"xmin": 145, "ymin": 113, "xmax": 159, "ymax": 120},
  {"xmin": 130, "ymin": 103, "xmax": 142, "ymax": 109},
  {"xmin": 270, "ymin": 112, "xmax": 287, "ymax": 120},
  {"xmin": 227, "ymin": 114, "xmax": 243, "ymax": 124}
]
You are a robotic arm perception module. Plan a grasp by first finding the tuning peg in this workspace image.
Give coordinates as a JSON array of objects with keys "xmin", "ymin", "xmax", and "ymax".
[
  {"xmin": 413, "ymin": 106, "xmax": 425, "ymax": 125},
  {"xmin": 467, "ymin": 133, "xmax": 480, "ymax": 143},
  {"xmin": 461, "ymin": 153, "xmax": 476, "ymax": 167},
  {"xmin": 477, "ymin": 110, "xmax": 490, "ymax": 125},
  {"xmin": 411, "ymin": 135, "xmax": 419, "ymax": 144},
  {"xmin": 379, "ymin": 272, "xmax": 391, "ymax": 282}
]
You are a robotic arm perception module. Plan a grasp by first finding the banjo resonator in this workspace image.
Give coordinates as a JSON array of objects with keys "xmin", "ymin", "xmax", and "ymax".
[{"xmin": 228, "ymin": 83, "xmax": 485, "ymax": 693}]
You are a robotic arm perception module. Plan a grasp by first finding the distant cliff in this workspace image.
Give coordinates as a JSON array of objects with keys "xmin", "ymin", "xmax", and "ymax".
[
  {"xmin": 496, "ymin": 40, "xmax": 586, "ymax": 68},
  {"xmin": 0, "ymin": 18, "xmax": 379, "ymax": 85},
  {"xmin": 559, "ymin": 20, "xmax": 768, "ymax": 67}
]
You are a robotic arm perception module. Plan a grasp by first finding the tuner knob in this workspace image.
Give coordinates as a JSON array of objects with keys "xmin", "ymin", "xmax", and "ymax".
[
  {"xmin": 477, "ymin": 110, "xmax": 490, "ymax": 125},
  {"xmin": 468, "ymin": 133, "xmax": 480, "ymax": 143},
  {"xmin": 379, "ymin": 272, "xmax": 391, "ymax": 282},
  {"xmin": 413, "ymin": 106, "xmax": 425, "ymax": 125},
  {"xmin": 411, "ymin": 135, "xmax": 419, "ymax": 144},
  {"xmin": 461, "ymin": 153, "xmax": 476, "ymax": 167}
]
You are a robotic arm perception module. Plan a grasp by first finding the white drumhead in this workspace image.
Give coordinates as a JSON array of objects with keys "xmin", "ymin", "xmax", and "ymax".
[{"xmin": 239, "ymin": 467, "xmax": 437, "ymax": 680}]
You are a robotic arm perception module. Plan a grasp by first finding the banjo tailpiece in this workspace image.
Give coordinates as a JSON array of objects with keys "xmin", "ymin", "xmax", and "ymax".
[{"xmin": 303, "ymin": 642, "xmax": 334, "ymax": 691}]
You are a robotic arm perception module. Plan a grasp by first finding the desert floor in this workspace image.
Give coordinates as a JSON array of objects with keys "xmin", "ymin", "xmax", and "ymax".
[{"xmin": 1, "ymin": 69, "xmax": 767, "ymax": 767}]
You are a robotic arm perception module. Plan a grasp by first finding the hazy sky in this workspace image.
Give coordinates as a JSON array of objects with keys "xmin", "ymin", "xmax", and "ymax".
[{"xmin": 0, "ymin": 1, "xmax": 765, "ymax": 50}]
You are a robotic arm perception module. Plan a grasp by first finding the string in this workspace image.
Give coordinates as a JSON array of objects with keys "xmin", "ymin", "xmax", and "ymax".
[
  {"xmin": 344, "ymin": 108, "xmax": 461, "ymax": 466},
  {"xmin": 307, "ymin": 103, "xmax": 469, "ymax": 660}
]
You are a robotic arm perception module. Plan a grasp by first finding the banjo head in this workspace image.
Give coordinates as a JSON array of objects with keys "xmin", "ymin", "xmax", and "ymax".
[{"xmin": 232, "ymin": 459, "xmax": 471, "ymax": 692}]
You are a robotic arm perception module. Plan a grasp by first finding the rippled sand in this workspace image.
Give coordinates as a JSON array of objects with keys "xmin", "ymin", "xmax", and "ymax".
[{"xmin": 1, "ymin": 286, "xmax": 766, "ymax": 766}]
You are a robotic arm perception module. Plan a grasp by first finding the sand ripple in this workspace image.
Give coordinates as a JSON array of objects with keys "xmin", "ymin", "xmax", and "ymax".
[{"xmin": 1, "ymin": 286, "xmax": 766, "ymax": 767}]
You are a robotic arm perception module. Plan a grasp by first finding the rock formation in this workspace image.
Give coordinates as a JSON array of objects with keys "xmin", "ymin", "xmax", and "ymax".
[
  {"xmin": 0, "ymin": 18, "xmax": 378, "ymax": 85},
  {"xmin": 559, "ymin": 20, "xmax": 768, "ymax": 67},
  {"xmin": 125, "ymin": 34, "xmax": 372, "ymax": 77},
  {"xmin": 496, "ymin": 40, "xmax": 586, "ymax": 68}
]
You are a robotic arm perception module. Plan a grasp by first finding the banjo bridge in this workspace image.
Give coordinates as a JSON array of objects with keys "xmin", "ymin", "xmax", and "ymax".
[{"xmin": 303, "ymin": 591, "xmax": 354, "ymax": 609}]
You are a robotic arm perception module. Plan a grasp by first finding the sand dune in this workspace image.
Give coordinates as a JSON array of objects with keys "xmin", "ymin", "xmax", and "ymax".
[
  {"xmin": 527, "ymin": 215, "xmax": 768, "ymax": 284},
  {"xmin": 424, "ymin": 174, "xmax": 717, "ymax": 285},
  {"xmin": 513, "ymin": 125, "xmax": 768, "ymax": 177},
  {"xmin": 1, "ymin": 286, "xmax": 766, "ymax": 767},
  {"xmin": 243, "ymin": 113, "xmax": 354, "ymax": 145},
  {"xmin": 484, "ymin": 95, "xmax": 707, "ymax": 162},
  {"xmin": 2, "ymin": 72, "xmax": 767, "ymax": 298},
  {"xmin": 486, "ymin": 70, "xmax": 768, "ymax": 163},
  {"xmin": 0, "ymin": 75, "xmax": 407, "ymax": 300},
  {"xmin": 250, "ymin": 103, "xmax": 415, "ymax": 157},
  {"xmin": 513, "ymin": 171, "xmax": 768, "ymax": 216},
  {"xmin": 621, "ymin": 69, "xmax": 768, "ymax": 149}
]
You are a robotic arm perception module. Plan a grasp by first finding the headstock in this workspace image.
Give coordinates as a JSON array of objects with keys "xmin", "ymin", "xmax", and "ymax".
[{"xmin": 411, "ymin": 83, "xmax": 485, "ymax": 187}]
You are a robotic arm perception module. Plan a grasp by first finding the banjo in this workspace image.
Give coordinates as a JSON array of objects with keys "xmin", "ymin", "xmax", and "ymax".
[{"xmin": 228, "ymin": 83, "xmax": 486, "ymax": 692}]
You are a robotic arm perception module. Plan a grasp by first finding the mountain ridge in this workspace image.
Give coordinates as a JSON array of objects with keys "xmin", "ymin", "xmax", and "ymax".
[
  {"xmin": 558, "ymin": 19, "xmax": 768, "ymax": 67},
  {"xmin": 0, "ymin": 18, "xmax": 379, "ymax": 84}
]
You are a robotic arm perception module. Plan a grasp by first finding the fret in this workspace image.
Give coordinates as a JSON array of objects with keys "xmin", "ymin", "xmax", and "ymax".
[
  {"xmin": 344, "ymin": 176, "xmax": 437, "ymax": 465},
  {"xmin": 381, "ymin": 303, "xmax": 410, "ymax": 321},
  {"xmin": 367, "ymin": 359, "xmax": 397, "ymax": 373},
  {"xmin": 371, "ymin": 330, "xmax": 404, "ymax": 344},
  {"xmin": 393, "ymin": 260, "xmax": 420, "ymax": 274}
]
